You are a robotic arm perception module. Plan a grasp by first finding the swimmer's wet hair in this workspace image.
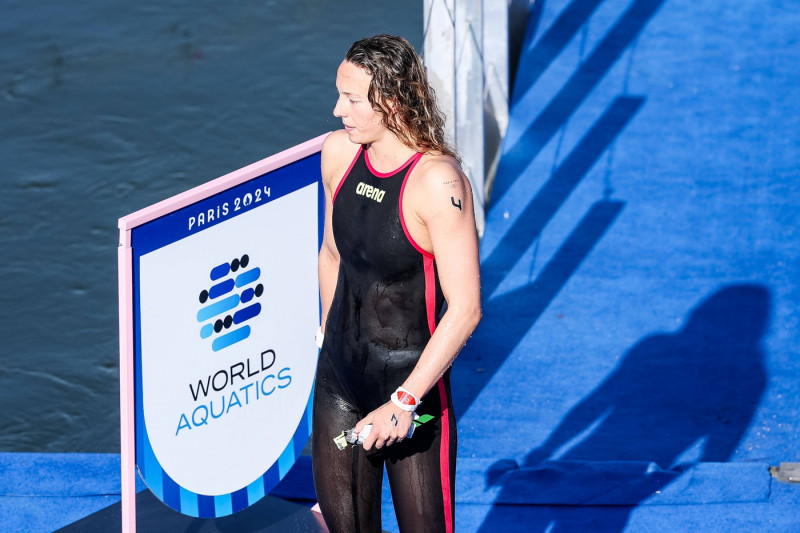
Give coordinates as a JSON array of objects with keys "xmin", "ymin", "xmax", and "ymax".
[{"xmin": 345, "ymin": 34, "xmax": 459, "ymax": 162}]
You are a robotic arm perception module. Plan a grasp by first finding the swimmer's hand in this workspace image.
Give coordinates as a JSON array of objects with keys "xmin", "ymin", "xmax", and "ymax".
[{"xmin": 355, "ymin": 402, "xmax": 414, "ymax": 451}]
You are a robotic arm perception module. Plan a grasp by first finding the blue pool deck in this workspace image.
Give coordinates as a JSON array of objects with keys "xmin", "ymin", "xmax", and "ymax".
[{"xmin": 2, "ymin": 0, "xmax": 799, "ymax": 531}]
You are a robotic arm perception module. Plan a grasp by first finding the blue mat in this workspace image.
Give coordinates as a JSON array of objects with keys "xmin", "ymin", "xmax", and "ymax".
[
  {"xmin": 0, "ymin": 453, "xmax": 317, "ymax": 532},
  {"xmin": 0, "ymin": 453, "xmax": 141, "ymax": 532},
  {"xmin": 445, "ymin": 0, "xmax": 800, "ymax": 531}
]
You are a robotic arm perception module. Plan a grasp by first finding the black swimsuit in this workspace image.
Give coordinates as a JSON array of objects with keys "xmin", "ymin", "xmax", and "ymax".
[{"xmin": 312, "ymin": 146, "xmax": 456, "ymax": 533}]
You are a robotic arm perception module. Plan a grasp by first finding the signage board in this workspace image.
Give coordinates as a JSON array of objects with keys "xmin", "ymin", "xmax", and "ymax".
[{"xmin": 118, "ymin": 134, "xmax": 327, "ymax": 528}]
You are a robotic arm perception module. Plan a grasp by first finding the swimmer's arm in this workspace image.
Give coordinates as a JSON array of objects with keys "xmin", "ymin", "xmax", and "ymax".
[
  {"xmin": 318, "ymin": 131, "xmax": 350, "ymax": 333},
  {"xmin": 358, "ymin": 161, "xmax": 481, "ymax": 451},
  {"xmin": 401, "ymin": 161, "xmax": 482, "ymax": 399}
]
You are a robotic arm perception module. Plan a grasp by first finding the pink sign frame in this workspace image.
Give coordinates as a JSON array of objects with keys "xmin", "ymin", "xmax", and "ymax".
[{"xmin": 117, "ymin": 133, "xmax": 328, "ymax": 531}]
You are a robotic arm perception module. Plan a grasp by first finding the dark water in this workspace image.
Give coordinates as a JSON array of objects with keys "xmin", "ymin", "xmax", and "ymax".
[{"xmin": 0, "ymin": 0, "xmax": 422, "ymax": 452}]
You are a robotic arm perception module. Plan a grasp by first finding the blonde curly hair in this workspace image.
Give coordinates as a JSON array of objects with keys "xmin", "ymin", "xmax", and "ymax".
[{"xmin": 345, "ymin": 34, "xmax": 459, "ymax": 161}]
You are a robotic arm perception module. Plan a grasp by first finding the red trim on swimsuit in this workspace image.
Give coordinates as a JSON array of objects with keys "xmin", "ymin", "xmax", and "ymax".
[
  {"xmin": 398, "ymin": 153, "xmax": 431, "ymax": 258},
  {"xmin": 332, "ymin": 146, "xmax": 363, "ymax": 204},
  {"xmin": 365, "ymin": 148, "xmax": 420, "ymax": 178}
]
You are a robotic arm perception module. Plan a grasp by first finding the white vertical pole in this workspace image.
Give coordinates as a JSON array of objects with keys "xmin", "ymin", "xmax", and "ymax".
[
  {"xmin": 118, "ymin": 237, "xmax": 137, "ymax": 532},
  {"xmin": 482, "ymin": 1, "xmax": 510, "ymax": 199},
  {"xmin": 423, "ymin": 0, "xmax": 456, "ymax": 147},
  {"xmin": 454, "ymin": 0, "xmax": 486, "ymax": 234},
  {"xmin": 425, "ymin": 0, "xmax": 486, "ymax": 235},
  {"xmin": 424, "ymin": 0, "xmax": 513, "ymax": 234}
]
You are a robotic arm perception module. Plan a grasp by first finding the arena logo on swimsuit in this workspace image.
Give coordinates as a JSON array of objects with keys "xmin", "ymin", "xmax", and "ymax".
[
  {"xmin": 196, "ymin": 253, "xmax": 264, "ymax": 352},
  {"xmin": 355, "ymin": 181, "xmax": 386, "ymax": 203}
]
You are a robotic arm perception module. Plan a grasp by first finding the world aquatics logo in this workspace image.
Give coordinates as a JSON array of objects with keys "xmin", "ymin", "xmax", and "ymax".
[{"xmin": 197, "ymin": 254, "xmax": 263, "ymax": 352}]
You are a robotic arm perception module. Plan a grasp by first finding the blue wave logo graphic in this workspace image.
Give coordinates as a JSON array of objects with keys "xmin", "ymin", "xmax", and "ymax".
[{"xmin": 197, "ymin": 254, "xmax": 263, "ymax": 352}]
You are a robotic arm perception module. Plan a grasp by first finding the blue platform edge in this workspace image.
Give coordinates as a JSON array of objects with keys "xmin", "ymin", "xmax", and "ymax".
[
  {"xmin": 4, "ymin": 452, "xmax": 798, "ymax": 532},
  {"xmin": 0, "ymin": 452, "xmax": 317, "ymax": 532}
]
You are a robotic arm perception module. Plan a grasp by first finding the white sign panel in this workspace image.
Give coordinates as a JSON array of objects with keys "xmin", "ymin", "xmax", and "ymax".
[{"xmin": 119, "ymin": 141, "xmax": 324, "ymax": 520}]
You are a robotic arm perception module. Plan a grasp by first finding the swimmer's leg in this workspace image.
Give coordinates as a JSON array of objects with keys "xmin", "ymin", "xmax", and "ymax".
[
  {"xmin": 385, "ymin": 375, "xmax": 457, "ymax": 533},
  {"xmin": 312, "ymin": 358, "xmax": 384, "ymax": 533}
]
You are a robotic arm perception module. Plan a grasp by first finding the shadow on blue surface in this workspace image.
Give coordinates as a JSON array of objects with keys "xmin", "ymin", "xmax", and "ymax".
[
  {"xmin": 451, "ymin": 0, "xmax": 775, "ymax": 531},
  {"xmin": 478, "ymin": 284, "xmax": 769, "ymax": 532},
  {"xmin": 454, "ymin": 0, "xmax": 666, "ymax": 419},
  {"xmin": 453, "ymin": 78, "xmax": 646, "ymax": 421},
  {"xmin": 493, "ymin": 0, "xmax": 667, "ymax": 202},
  {"xmin": 479, "ymin": 96, "xmax": 640, "ymax": 300}
]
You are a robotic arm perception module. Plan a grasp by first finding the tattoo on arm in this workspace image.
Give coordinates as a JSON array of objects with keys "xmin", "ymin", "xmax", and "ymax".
[{"xmin": 451, "ymin": 196, "xmax": 463, "ymax": 211}]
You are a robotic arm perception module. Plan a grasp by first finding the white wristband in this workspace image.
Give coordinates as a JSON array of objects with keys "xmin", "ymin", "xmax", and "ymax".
[
  {"xmin": 391, "ymin": 387, "xmax": 421, "ymax": 412},
  {"xmin": 314, "ymin": 327, "xmax": 324, "ymax": 349}
]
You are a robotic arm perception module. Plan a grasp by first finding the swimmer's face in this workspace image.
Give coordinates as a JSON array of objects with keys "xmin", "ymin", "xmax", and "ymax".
[{"xmin": 334, "ymin": 60, "xmax": 387, "ymax": 144}]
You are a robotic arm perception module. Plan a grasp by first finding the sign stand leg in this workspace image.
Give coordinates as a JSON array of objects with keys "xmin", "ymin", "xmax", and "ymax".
[{"xmin": 119, "ymin": 244, "xmax": 137, "ymax": 532}]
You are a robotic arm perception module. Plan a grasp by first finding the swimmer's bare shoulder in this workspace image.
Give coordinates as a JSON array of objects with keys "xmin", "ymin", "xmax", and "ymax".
[
  {"xmin": 321, "ymin": 129, "xmax": 360, "ymax": 191},
  {"xmin": 411, "ymin": 153, "xmax": 473, "ymax": 221}
]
